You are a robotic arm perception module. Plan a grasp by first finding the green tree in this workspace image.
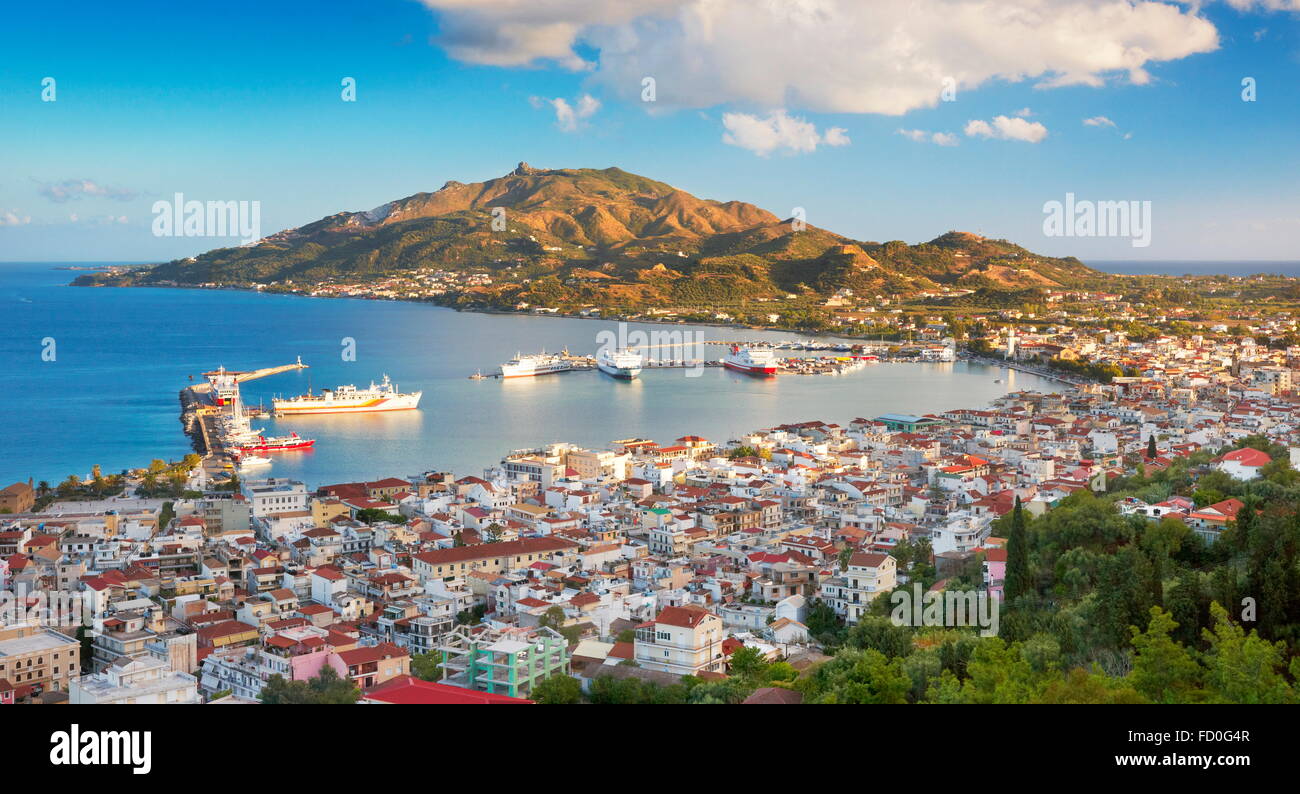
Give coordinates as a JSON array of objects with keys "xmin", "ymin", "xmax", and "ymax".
[
  {"xmin": 1200, "ymin": 602, "xmax": 1296, "ymax": 704},
  {"xmin": 1004, "ymin": 497, "xmax": 1032, "ymax": 600},
  {"xmin": 532, "ymin": 673, "xmax": 584, "ymax": 704},
  {"xmin": 1127, "ymin": 607, "xmax": 1203, "ymax": 704},
  {"xmin": 260, "ymin": 666, "xmax": 360, "ymax": 704}
]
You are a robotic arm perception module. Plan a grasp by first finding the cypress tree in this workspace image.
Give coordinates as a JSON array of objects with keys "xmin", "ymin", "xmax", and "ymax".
[
  {"xmin": 1005, "ymin": 496, "xmax": 1031, "ymax": 600},
  {"xmin": 1146, "ymin": 435, "xmax": 1157, "ymax": 459}
]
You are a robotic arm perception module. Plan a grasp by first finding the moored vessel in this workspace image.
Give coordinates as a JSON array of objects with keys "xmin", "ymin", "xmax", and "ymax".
[
  {"xmin": 722, "ymin": 345, "xmax": 778, "ymax": 376},
  {"xmin": 273, "ymin": 374, "xmax": 421, "ymax": 415},
  {"xmin": 499, "ymin": 351, "xmax": 573, "ymax": 378},
  {"xmin": 597, "ymin": 348, "xmax": 644, "ymax": 379},
  {"xmin": 236, "ymin": 432, "xmax": 315, "ymax": 453}
]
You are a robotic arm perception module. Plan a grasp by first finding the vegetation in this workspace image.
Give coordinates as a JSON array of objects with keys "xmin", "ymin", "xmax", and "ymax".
[{"xmin": 260, "ymin": 666, "xmax": 361, "ymax": 704}]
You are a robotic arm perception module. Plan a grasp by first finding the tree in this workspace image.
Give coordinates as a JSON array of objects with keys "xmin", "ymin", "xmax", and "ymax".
[
  {"xmin": 801, "ymin": 649, "xmax": 912, "ymax": 704},
  {"xmin": 1127, "ymin": 607, "xmax": 1203, "ymax": 704},
  {"xmin": 728, "ymin": 646, "xmax": 767, "ymax": 679},
  {"xmin": 260, "ymin": 666, "xmax": 360, "ymax": 704},
  {"xmin": 410, "ymin": 651, "xmax": 443, "ymax": 682},
  {"xmin": 532, "ymin": 673, "xmax": 583, "ymax": 704},
  {"xmin": 1146, "ymin": 435, "xmax": 1157, "ymax": 460},
  {"xmin": 1004, "ymin": 497, "xmax": 1032, "ymax": 600},
  {"xmin": 1200, "ymin": 602, "xmax": 1296, "ymax": 704},
  {"xmin": 539, "ymin": 605, "xmax": 581, "ymax": 644}
]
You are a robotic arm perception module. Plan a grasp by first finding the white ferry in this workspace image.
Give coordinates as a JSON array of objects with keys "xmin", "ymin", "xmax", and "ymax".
[
  {"xmin": 499, "ymin": 352, "xmax": 573, "ymax": 379},
  {"xmin": 273, "ymin": 374, "xmax": 421, "ymax": 415},
  {"xmin": 597, "ymin": 348, "xmax": 644, "ymax": 379}
]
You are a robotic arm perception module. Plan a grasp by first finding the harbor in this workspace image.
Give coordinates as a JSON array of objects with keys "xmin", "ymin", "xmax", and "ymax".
[
  {"xmin": 472, "ymin": 339, "xmax": 954, "ymax": 380},
  {"xmin": 181, "ymin": 360, "xmax": 319, "ymax": 483}
]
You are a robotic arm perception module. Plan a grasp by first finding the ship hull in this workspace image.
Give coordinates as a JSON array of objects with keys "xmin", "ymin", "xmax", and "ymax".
[
  {"xmin": 238, "ymin": 441, "xmax": 315, "ymax": 452},
  {"xmin": 724, "ymin": 360, "xmax": 777, "ymax": 376},
  {"xmin": 598, "ymin": 362, "xmax": 641, "ymax": 379},
  {"xmin": 500, "ymin": 366, "xmax": 571, "ymax": 378}
]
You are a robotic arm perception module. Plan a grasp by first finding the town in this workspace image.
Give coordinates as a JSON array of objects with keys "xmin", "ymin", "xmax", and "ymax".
[{"xmin": 3, "ymin": 318, "xmax": 1298, "ymax": 705}]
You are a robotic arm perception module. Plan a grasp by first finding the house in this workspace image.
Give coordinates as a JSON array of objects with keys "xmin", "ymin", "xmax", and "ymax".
[
  {"xmin": 841, "ymin": 552, "xmax": 897, "ymax": 624},
  {"xmin": 71, "ymin": 655, "xmax": 200, "ymax": 704},
  {"xmin": 1215, "ymin": 448, "xmax": 1271, "ymax": 480},
  {"xmin": 633, "ymin": 605, "xmax": 725, "ymax": 677},
  {"xmin": 0, "ymin": 481, "xmax": 35, "ymax": 514},
  {"xmin": 411, "ymin": 537, "xmax": 578, "ymax": 582},
  {"xmin": 330, "ymin": 642, "xmax": 410, "ymax": 691}
]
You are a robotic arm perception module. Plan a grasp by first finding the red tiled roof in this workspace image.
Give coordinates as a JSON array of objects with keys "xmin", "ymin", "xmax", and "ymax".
[{"xmin": 364, "ymin": 676, "xmax": 531, "ymax": 704}]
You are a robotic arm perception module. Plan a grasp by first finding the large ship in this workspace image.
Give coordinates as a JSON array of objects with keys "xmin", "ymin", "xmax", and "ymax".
[
  {"xmin": 499, "ymin": 352, "xmax": 573, "ymax": 379},
  {"xmin": 205, "ymin": 366, "xmax": 240, "ymax": 406},
  {"xmin": 235, "ymin": 432, "xmax": 315, "ymax": 453},
  {"xmin": 272, "ymin": 374, "xmax": 421, "ymax": 415},
  {"xmin": 722, "ymin": 345, "xmax": 778, "ymax": 376},
  {"xmin": 597, "ymin": 348, "xmax": 643, "ymax": 379}
]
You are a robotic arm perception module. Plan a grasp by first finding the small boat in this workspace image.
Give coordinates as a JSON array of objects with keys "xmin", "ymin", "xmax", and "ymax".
[
  {"xmin": 237, "ymin": 455, "xmax": 272, "ymax": 468},
  {"xmin": 469, "ymin": 369, "xmax": 486, "ymax": 380}
]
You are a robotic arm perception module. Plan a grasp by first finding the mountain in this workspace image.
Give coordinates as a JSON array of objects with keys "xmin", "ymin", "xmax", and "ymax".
[{"xmin": 78, "ymin": 163, "xmax": 1099, "ymax": 306}]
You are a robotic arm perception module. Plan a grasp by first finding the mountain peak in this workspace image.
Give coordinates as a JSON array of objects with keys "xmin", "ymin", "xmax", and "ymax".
[{"xmin": 513, "ymin": 161, "xmax": 540, "ymax": 176}]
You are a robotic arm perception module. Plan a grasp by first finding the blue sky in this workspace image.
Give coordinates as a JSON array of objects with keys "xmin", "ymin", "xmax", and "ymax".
[{"xmin": 1, "ymin": 0, "xmax": 1298, "ymax": 263}]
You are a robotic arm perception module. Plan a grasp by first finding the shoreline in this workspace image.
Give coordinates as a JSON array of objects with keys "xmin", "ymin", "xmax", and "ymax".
[{"xmin": 70, "ymin": 278, "xmax": 914, "ymax": 344}]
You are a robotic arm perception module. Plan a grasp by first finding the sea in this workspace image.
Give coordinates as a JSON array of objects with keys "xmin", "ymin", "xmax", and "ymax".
[{"xmin": 0, "ymin": 259, "xmax": 1104, "ymax": 490}]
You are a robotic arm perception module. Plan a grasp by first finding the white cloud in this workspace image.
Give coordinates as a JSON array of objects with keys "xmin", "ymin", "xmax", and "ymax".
[
  {"xmin": 897, "ymin": 128, "xmax": 959, "ymax": 146},
  {"xmin": 0, "ymin": 209, "xmax": 31, "ymax": 226},
  {"xmin": 722, "ymin": 110, "xmax": 849, "ymax": 156},
  {"xmin": 420, "ymin": 0, "xmax": 1219, "ymax": 115},
  {"xmin": 965, "ymin": 115, "xmax": 1048, "ymax": 143},
  {"xmin": 1083, "ymin": 115, "xmax": 1117, "ymax": 127},
  {"xmin": 1014, "ymin": 107, "xmax": 1033, "ymax": 117},
  {"xmin": 36, "ymin": 178, "xmax": 137, "ymax": 203},
  {"xmin": 1225, "ymin": 0, "xmax": 1300, "ymax": 11},
  {"xmin": 823, "ymin": 126, "xmax": 851, "ymax": 147},
  {"xmin": 535, "ymin": 93, "xmax": 601, "ymax": 131}
]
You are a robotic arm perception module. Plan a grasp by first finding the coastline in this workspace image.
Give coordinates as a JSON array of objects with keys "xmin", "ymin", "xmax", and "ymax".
[{"xmin": 69, "ymin": 277, "xmax": 907, "ymax": 343}]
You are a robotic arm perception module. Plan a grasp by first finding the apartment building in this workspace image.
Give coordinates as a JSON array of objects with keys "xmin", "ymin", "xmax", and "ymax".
[
  {"xmin": 412, "ymin": 536, "xmax": 578, "ymax": 582},
  {"xmin": 634, "ymin": 604, "xmax": 725, "ymax": 676},
  {"xmin": 842, "ymin": 552, "xmax": 897, "ymax": 623},
  {"xmin": 0, "ymin": 623, "xmax": 81, "ymax": 700},
  {"xmin": 71, "ymin": 655, "xmax": 199, "ymax": 704}
]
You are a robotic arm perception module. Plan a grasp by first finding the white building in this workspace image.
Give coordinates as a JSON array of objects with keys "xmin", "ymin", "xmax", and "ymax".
[
  {"xmin": 71, "ymin": 655, "xmax": 199, "ymax": 704},
  {"xmin": 242, "ymin": 477, "xmax": 310, "ymax": 518}
]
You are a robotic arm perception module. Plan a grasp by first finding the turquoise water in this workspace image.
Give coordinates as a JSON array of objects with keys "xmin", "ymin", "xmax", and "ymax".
[{"xmin": 0, "ymin": 262, "xmax": 1055, "ymax": 488}]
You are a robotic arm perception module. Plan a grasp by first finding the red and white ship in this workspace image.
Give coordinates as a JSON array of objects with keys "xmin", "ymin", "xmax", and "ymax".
[
  {"xmin": 236, "ymin": 432, "xmax": 315, "ymax": 453},
  {"xmin": 722, "ymin": 345, "xmax": 778, "ymax": 376}
]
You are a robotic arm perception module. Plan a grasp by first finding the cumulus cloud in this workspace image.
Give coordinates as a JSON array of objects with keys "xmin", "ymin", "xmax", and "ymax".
[
  {"xmin": 419, "ymin": 0, "xmax": 1219, "ymax": 115},
  {"xmin": 1083, "ymin": 115, "xmax": 1117, "ymax": 127},
  {"xmin": 898, "ymin": 128, "xmax": 959, "ymax": 146},
  {"xmin": 534, "ymin": 93, "xmax": 601, "ymax": 131},
  {"xmin": 965, "ymin": 115, "xmax": 1049, "ymax": 143},
  {"xmin": 36, "ymin": 178, "xmax": 137, "ymax": 203},
  {"xmin": 722, "ymin": 110, "xmax": 849, "ymax": 156},
  {"xmin": 0, "ymin": 209, "xmax": 32, "ymax": 226}
]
